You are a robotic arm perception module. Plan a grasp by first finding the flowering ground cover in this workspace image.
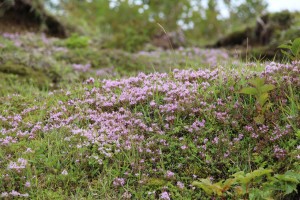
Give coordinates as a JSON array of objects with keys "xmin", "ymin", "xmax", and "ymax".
[
  {"xmin": 0, "ymin": 47, "xmax": 299, "ymax": 200},
  {"xmin": 0, "ymin": 32, "xmax": 233, "ymax": 96}
]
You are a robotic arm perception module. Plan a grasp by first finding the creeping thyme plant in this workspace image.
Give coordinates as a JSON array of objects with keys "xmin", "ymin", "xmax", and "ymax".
[{"xmin": 0, "ymin": 33, "xmax": 299, "ymax": 199}]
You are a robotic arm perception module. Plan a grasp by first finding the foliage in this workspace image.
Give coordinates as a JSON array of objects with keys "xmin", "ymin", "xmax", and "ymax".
[
  {"xmin": 240, "ymin": 77, "xmax": 276, "ymax": 124},
  {"xmin": 222, "ymin": 0, "xmax": 267, "ymax": 33},
  {"xmin": 1, "ymin": 55, "xmax": 299, "ymax": 198},
  {"xmin": 193, "ymin": 169, "xmax": 300, "ymax": 199},
  {"xmin": 55, "ymin": 0, "xmax": 270, "ymax": 49},
  {"xmin": 60, "ymin": 0, "xmax": 157, "ymax": 51},
  {"xmin": 192, "ymin": 177, "xmax": 235, "ymax": 197},
  {"xmin": 278, "ymin": 37, "xmax": 300, "ymax": 61},
  {"xmin": 64, "ymin": 34, "xmax": 89, "ymax": 49},
  {"xmin": 233, "ymin": 0, "xmax": 268, "ymax": 22}
]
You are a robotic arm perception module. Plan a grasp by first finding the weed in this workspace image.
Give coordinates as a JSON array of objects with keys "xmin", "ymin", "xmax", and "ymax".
[
  {"xmin": 278, "ymin": 37, "xmax": 300, "ymax": 61},
  {"xmin": 239, "ymin": 77, "xmax": 276, "ymax": 124}
]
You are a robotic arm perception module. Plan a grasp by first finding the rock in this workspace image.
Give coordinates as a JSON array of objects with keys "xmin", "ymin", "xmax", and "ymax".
[
  {"xmin": 152, "ymin": 29, "xmax": 186, "ymax": 49},
  {"xmin": 213, "ymin": 27, "xmax": 253, "ymax": 48},
  {"xmin": 213, "ymin": 11, "xmax": 295, "ymax": 48},
  {"xmin": 211, "ymin": 11, "xmax": 297, "ymax": 60},
  {"xmin": 0, "ymin": 0, "xmax": 67, "ymax": 37}
]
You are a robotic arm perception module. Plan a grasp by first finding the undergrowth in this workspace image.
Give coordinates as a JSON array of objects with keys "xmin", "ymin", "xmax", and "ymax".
[{"xmin": 0, "ymin": 33, "xmax": 299, "ymax": 199}]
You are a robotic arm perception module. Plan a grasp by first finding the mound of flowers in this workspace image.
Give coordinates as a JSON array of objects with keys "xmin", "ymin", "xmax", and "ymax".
[{"xmin": 0, "ymin": 62, "xmax": 299, "ymax": 198}]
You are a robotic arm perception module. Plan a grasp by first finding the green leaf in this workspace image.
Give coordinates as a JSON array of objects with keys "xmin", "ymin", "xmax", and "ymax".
[
  {"xmin": 233, "ymin": 169, "xmax": 273, "ymax": 185},
  {"xmin": 284, "ymin": 184, "xmax": 297, "ymax": 195},
  {"xmin": 240, "ymin": 87, "xmax": 257, "ymax": 95},
  {"xmin": 223, "ymin": 178, "xmax": 236, "ymax": 189},
  {"xmin": 244, "ymin": 169, "xmax": 273, "ymax": 183},
  {"xmin": 274, "ymin": 174, "xmax": 299, "ymax": 183},
  {"xmin": 213, "ymin": 181, "xmax": 226, "ymax": 196},
  {"xmin": 262, "ymin": 103, "xmax": 273, "ymax": 113},
  {"xmin": 258, "ymin": 93, "xmax": 269, "ymax": 106},
  {"xmin": 291, "ymin": 38, "xmax": 300, "ymax": 56},
  {"xmin": 193, "ymin": 178, "xmax": 230, "ymax": 196},
  {"xmin": 254, "ymin": 114, "xmax": 265, "ymax": 124},
  {"xmin": 146, "ymin": 178, "xmax": 167, "ymax": 186},
  {"xmin": 249, "ymin": 188, "xmax": 274, "ymax": 200},
  {"xmin": 249, "ymin": 77, "xmax": 265, "ymax": 88},
  {"xmin": 234, "ymin": 186, "xmax": 245, "ymax": 196},
  {"xmin": 278, "ymin": 44, "xmax": 291, "ymax": 49},
  {"xmin": 192, "ymin": 179, "xmax": 214, "ymax": 195},
  {"xmin": 295, "ymin": 130, "xmax": 300, "ymax": 139},
  {"xmin": 281, "ymin": 50, "xmax": 293, "ymax": 59},
  {"xmin": 284, "ymin": 171, "xmax": 300, "ymax": 181},
  {"xmin": 260, "ymin": 84, "xmax": 275, "ymax": 93}
]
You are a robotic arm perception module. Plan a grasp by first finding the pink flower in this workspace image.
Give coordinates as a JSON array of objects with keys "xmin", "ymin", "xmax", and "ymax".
[
  {"xmin": 61, "ymin": 169, "xmax": 68, "ymax": 175},
  {"xmin": 86, "ymin": 77, "xmax": 95, "ymax": 84},
  {"xmin": 274, "ymin": 145, "xmax": 286, "ymax": 159},
  {"xmin": 25, "ymin": 181, "xmax": 31, "ymax": 188},
  {"xmin": 181, "ymin": 145, "xmax": 188, "ymax": 150},
  {"xmin": 166, "ymin": 170, "xmax": 175, "ymax": 178},
  {"xmin": 122, "ymin": 191, "xmax": 132, "ymax": 199},
  {"xmin": 113, "ymin": 178, "xmax": 125, "ymax": 187},
  {"xmin": 10, "ymin": 190, "xmax": 20, "ymax": 197},
  {"xmin": 8, "ymin": 158, "xmax": 28, "ymax": 171},
  {"xmin": 177, "ymin": 181, "xmax": 184, "ymax": 189},
  {"xmin": 160, "ymin": 191, "xmax": 170, "ymax": 200},
  {"xmin": 25, "ymin": 147, "xmax": 34, "ymax": 153},
  {"xmin": 1, "ymin": 192, "xmax": 8, "ymax": 197},
  {"xmin": 150, "ymin": 100, "xmax": 156, "ymax": 107}
]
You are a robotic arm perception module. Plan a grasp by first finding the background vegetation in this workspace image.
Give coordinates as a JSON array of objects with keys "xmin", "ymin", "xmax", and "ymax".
[{"xmin": 43, "ymin": 0, "xmax": 270, "ymax": 49}]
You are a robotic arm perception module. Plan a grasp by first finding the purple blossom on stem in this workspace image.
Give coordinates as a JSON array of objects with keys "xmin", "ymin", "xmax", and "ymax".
[
  {"xmin": 113, "ymin": 177, "xmax": 125, "ymax": 187},
  {"xmin": 160, "ymin": 191, "xmax": 170, "ymax": 200}
]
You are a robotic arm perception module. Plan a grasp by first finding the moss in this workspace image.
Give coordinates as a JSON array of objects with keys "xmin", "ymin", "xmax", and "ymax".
[
  {"xmin": 0, "ymin": 62, "xmax": 50, "ymax": 89},
  {"xmin": 54, "ymin": 48, "xmax": 151, "ymax": 74},
  {"xmin": 0, "ymin": 37, "xmax": 19, "ymax": 51},
  {"xmin": 64, "ymin": 34, "xmax": 90, "ymax": 49},
  {"xmin": 145, "ymin": 178, "xmax": 167, "ymax": 187},
  {"xmin": 0, "ymin": 72, "xmax": 41, "ymax": 96}
]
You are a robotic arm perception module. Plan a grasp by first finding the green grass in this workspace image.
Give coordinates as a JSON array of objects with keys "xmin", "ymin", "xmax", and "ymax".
[{"xmin": 0, "ymin": 33, "xmax": 299, "ymax": 199}]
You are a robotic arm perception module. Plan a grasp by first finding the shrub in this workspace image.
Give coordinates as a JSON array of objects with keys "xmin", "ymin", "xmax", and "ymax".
[{"xmin": 64, "ymin": 34, "xmax": 90, "ymax": 49}]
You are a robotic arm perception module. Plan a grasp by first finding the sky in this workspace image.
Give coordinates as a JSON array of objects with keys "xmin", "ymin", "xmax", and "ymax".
[
  {"xmin": 266, "ymin": 0, "xmax": 300, "ymax": 12},
  {"xmin": 215, "ymin": 0, "xmax": 300, "ymax": 18},
  {"xmin": 51, "ymin": 0, "xmax": 300, "ymax": 15}
]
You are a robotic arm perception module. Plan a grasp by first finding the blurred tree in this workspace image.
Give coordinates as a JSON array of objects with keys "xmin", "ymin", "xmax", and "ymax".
[
  {"xmin": 234, "ymin": 0, "xmax": 268, "ymax": 22},
  {"xmin": 50, "ymin": 0, "xmax": 269, "ymax": 49},
  {"xmin": 145, "ymin": 0, "xmax": 193, "ymax": 30},
  {"xmin": 223, "ymin": 0, "xmax": 268, "ymax": 32},
  {"xmin": 205, "ymin": 0, "xmax": 221, "ymax": 37}
]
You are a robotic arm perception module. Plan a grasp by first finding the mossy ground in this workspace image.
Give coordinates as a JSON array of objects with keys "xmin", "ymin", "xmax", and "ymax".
[
  {"xmin": 0, "ymin": 33, "xmax": 235, "ymax": 96},
  {"xmin": 0, "ymin": 33, "xmax": 299, "ymax": 199}
]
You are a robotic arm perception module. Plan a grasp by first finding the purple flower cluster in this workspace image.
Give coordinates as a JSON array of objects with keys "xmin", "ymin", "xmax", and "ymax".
[
  {"xmin": 7, "ymin": 158, "xmax": 28, "ymax": 172},
  {"xmin": 136, "ymin": 47, "xmax": 230, "ymax": 67},
  {"xmin": 72, "ymin": 63, "xmax": 91, "ymax": 72},
  {"xmin": 0, "ymin": 60, "xmax": 299, "ymax": 197},
  {"xmin": 1, "ymin": 191, "xmax": 29, "ymax": 198},
  {"xmin": 274, "ymin": 145, "xmax": 287, "ymax": 159},
  {"xmin": 113, "ymin": 177, "xmax": 126, "ymax": 187},
  {"xmin": 160, "ymin": 191, "xmax": 170, "ymax": 200}
]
